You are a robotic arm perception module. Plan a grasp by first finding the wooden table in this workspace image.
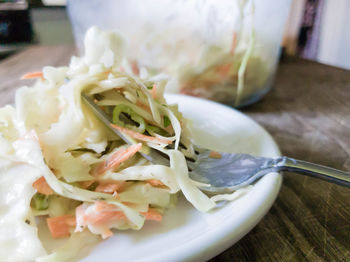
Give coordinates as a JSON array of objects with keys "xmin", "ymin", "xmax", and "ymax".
[{"xmin": 0, "ymin": 46, "xmax": 349, "ymax": 262}]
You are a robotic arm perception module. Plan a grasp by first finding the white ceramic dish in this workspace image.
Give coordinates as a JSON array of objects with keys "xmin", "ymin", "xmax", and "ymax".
[{"xmin": 80, "ymin": 94, "xmax": 282, "ymax": 262}]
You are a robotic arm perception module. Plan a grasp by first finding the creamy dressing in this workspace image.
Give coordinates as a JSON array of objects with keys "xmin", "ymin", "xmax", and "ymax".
[{"xmin": 0, "ymin": 158, "xmax": 46, "ymax": 262}]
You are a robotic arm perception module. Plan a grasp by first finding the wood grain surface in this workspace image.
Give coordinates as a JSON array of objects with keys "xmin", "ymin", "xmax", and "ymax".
[
  {"xmin": 0, "ymin": 46, "xmax": 349, "ymax": 262},
  {"xmin": 211, "ymin": 57, "xmax": 350, "ymax": 262}
]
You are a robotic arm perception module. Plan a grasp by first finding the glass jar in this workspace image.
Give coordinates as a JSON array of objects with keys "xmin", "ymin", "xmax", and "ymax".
[{"xmin": 68, "ymin": 0, "xmax": 292, "ymax": 107}]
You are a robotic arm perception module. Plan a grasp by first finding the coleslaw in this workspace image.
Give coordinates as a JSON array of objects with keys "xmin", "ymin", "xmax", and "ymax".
[
  {"xmin": 0, "ymin": 27, "xmax": 251, "ymax": 262},
  {"xmin": 114, "ymin": 0, "xmax": 271, "ymax": 107}
]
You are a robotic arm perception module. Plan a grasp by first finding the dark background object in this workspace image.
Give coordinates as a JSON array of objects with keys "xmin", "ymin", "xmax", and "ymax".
[
  {"xmin": 0, "ymin": 9, "xmax": 33, "ymax": 44},
  {"xmin": 0, "ymin": 0, "xmax": 34, "ymax": 58},
  {"xmin": 297, "ymin": 0, "xmax": 324, "ymax": 60}
]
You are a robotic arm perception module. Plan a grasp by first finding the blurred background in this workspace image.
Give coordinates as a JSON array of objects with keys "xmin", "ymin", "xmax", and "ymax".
[{"xmin": 0, "ymin": 0, "xmax": 349, "ymax": 70}]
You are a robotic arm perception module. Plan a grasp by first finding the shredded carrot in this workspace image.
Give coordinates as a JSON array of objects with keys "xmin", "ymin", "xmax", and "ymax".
[
  {"xmin": 209, "ymin": 151, "xmax": 222, "ymax": 159},
  {"xmin": 47, "ymin": 215, "xmax": 76, "ymax": 239},
  {"xmin": 135, "ymin": 101, "xmax": 152, "ymax": 114},
  {"xmin": 21, "ymin": 72, "xmax": 44, "ymax": 80},
  {"xmin": 216, "ymin": 63, "xmax": 231, "ymax": 77},
  {"xmin": 135, "ymin": 101, "xmax": 174, "ymax": 135},
  {"xmin": 76, "ymin": 203, "xmax": 121, "ymax": 239},
  {"xmin": 89, "ymin": 210, "xmax": 125, "ymax": 225},
  {"xmin": 230, "ymin": 32, "xmax": 237, "ymax": 55},
  {"xmin": 164, "ymin": 127, "xmax": 173, "ymax": 136},
  {"xmin": 100, "ymin": 70, "xmax": 112, "ymax": 77},
  {"xmin": 141, "ymin": 208, "xmax": 163, "ymax": 222},
  {"xmin": 101, "ymin": 229, "xmax": 113, "ymax": 239},
  {"xmin": 131, "ymin": 60, "xmax": 140, "ymax": 75},
  {"xmin": 93, "ymin": 143, "xmax": 142, "ymax": 176},
  {"xmin": 94, "ymin": 201, "xmax": 119, "ymax": 212},
  {"xmin": 94, "ymin": 202, "xmax": 162, "ymax": 222},
  {"xmin": 65, "ymin": 216, "xmax": 77, "ymax": 227},
  {"xmin": 79, "ymin": 202, "xmax": 126, "ymax": 225},
  {"xmin": 100, "ymin": 105, "xmax": 106, "ymax": 112},
  {"xmin": 111, "ymin": 124, "xmax": 172, "ymax": 145},
  {"xmin": 150, "ymin": 84, "xmax": 157, "ymax": 99},
  {"xmin": 122, "ymin": 202, "xmax": 139, "ymax": 208},
  {"xmin": 147, "ymin": 179, "xmax": 165, "ymax": 187},
  {"xmin": 32, "ymin": 176, "xmax": 53, "ymax": 195},
  {"xmin": 75, "ymin": 201, "xmax": 162, "ymax": 239},
  {"xmin": 95, "ymin": 181, "xmax": 127, "ymax": 194}
]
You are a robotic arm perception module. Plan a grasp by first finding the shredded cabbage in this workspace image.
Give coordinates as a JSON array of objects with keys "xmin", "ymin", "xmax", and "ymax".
[{"xmin": 0, "ymin": 26, "xmax": 252, "ymax": 262}]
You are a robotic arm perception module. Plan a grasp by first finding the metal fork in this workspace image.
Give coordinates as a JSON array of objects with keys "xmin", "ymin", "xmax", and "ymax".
[{"xmin": 82, "ymin": 93, "xmax": 350, "ymax": 193}]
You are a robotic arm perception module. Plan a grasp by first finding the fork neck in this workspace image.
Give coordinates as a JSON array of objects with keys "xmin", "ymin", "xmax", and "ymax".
[{"xmin": 274, "ymin": 156, "xmax": 350, "ymax": 187}]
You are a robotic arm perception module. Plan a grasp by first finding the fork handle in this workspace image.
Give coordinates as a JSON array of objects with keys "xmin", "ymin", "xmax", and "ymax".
[{"xmin": 276, "ymin": 157, "xmax": 350, "ymax": 187}]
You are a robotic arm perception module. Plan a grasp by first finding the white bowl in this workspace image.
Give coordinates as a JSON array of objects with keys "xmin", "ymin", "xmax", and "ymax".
[{"xmin": 81, "ymin": 94, "xmax": 282, "ymax": 262}]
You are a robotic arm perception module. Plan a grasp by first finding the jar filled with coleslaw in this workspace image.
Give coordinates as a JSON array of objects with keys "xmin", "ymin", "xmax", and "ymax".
[{"xmin": 68, "ymin": 0, "xmax": 292, "ymax": 107}]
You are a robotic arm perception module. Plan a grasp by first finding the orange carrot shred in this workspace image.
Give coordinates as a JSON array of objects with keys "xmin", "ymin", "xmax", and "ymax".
[
  {"xmin": 230, "ymin": 32, "xmax": 237, "ymax": 55},
  {"xmin": 79, "ymin": 202, "xmax": 126, "ymax": 225},
  {"xmin": 150, "ymin": 84, "xmax": 157, "ymax": 99},
  {"xmin": 131, "ymin": 60, "xmax": 140, "ymax": 75},
  {"xmin": 90, "ymin": 211, "xmax": 124, "ymax": 225},
  {"xmin": 94, "ymin": 202, "xmax": 162, "ymax": 222},
  {"xmin": 102, "ymin": 229, "xmax": 113, "ymax": 239},
  {"xmin": 94, "ymin": 201, "xmax": 119, "ymax": 212},
  {"xmin": 93, "ymin": 143, "xmax": 142, "ymax": 176},
  {"xmin": 147, "ymin": 179, "xmax": 165, "ymax": 187},
  {"xmin": 95, "ymin": 181, "xmax": 127, "ymax": 194},
  {"xmin": 32, "ymin": 176, "xmax": 53, "ymax": 195},
  {"xmin": 141, "ymin": 208, "xmax": 163, "ymax": 222},
  {"xmin": 21, "ymin": 72, "xmax": 44, "ymax": 80},
  {"xmin": 110, "ymin": 124, "xmax": 172, "ymax": 145},
  {"xmin": 47, "ymin": 215, "xmax": 76, "ymax": 239},
  {"xmin": 65, "ymin": 216, "xmax": 77, "ymax": 227},
  {"xmin": 135, "ymin": 101, "xmax": 152, "ymax": 114},
  {"xmin": 209, "ymin": 151, "xmax": 222, "ymax": 159},
  {"xmin": 75, "ymin": 202, "xmax": 162, "ymax": 238},
  {"xmin": 100, "ymin": 70, "xmax": 112, "ymax": 77},
  {"xmin": 216, "ymin": 63, "xmax": 231, "ymax": 77}
]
